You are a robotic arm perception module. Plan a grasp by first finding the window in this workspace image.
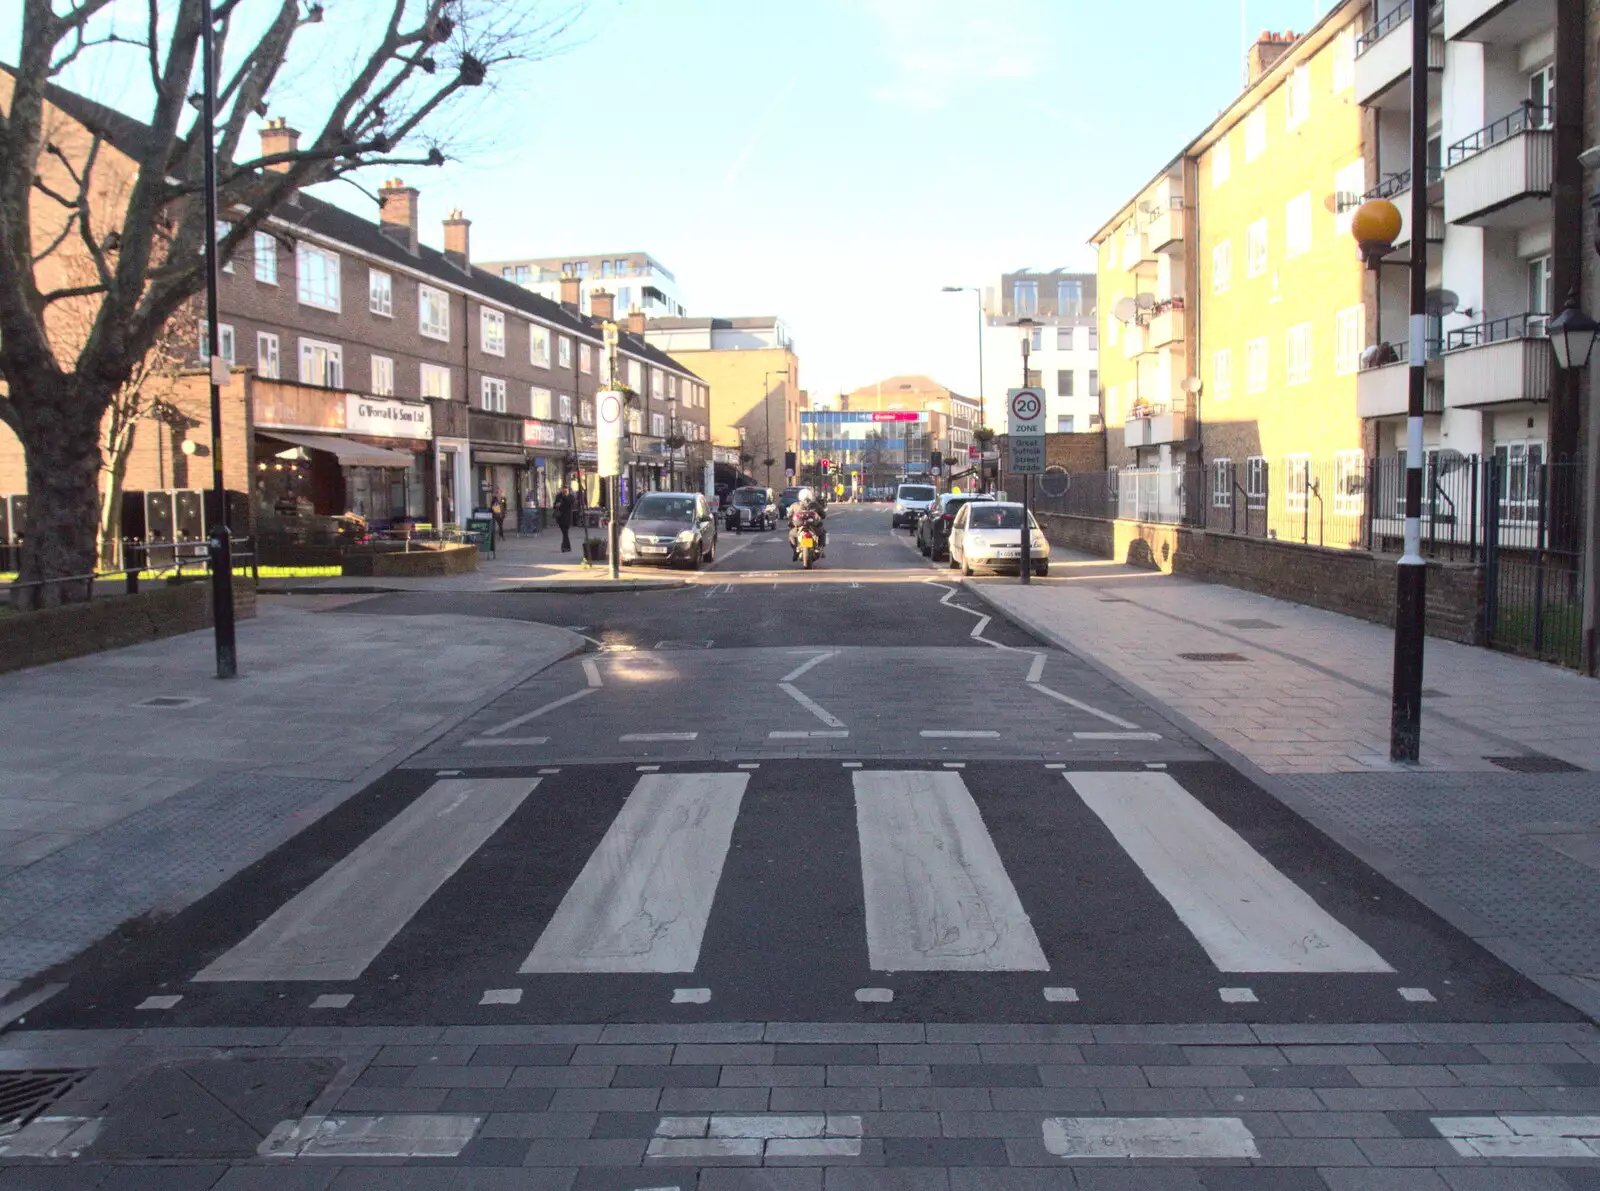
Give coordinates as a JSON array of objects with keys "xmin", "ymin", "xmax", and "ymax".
[
  {"xmin": 628, "ymin": 359, "xmax": 642, "ymax": 389},
  {"xmin": 1335, "ymin": 306, "xmax": 1365, "ymax": 374},
  {"xmin": 1087, "ymin": 369, "xmax": 1097, "ymax": 397},
  {"xmin": 1528, "ymin": 254, "xmax": 1554, "ymax": 332},
  {"xmin": 199, "ymin": 321, "xmax": 236, "ymax": 364},
  {"xmin": 651, "ymin": 412, "xmax": 666, "ymax": 437},
  {"xmin": 1212, "ymin": 134, "xmax": 1231, "ymax": 187},
  {"xmin": 1057, "ymin": 279, "xmax": 1083, "ymax": 316},
  {"xmin": 529, "ymin": 323, "xmax": 551, "ymax": 367},
  {"xmin": 558, "ymin": 392, "xmax": 573, "ymax": 421},
  {"xmin": 1212, "ymin": 458, "xmax": 1234, "ymax": 508},
  {"xmin": 1056, "ymin": 369, "xmax": 1074, "ymax": 397},
  {"xmin": 1088, "ymin": 325, "xmax": 1098, "ymax": 350},
  {"xmin": 1332, "ymin": 25, "xmax": 1355, "ymax": 93},
  {"xmin": 530, "ymin": 386, "xmax": 553, "ymax": 419},
  {"xmin": 1056, "ymin": 415, "xmax": 1075, "ymax": 432},
  {"xmin": 515, "ymin": 265, "xmax": 530, "ymax": 284},
  {"xmin": 579, "ymin": 343, "xmax": 593, "ymax": 374},
  {"xmin": 256, "ymin": 331, "xmax": 279, "ymax": 379},
  {"xmin": 600, "ymin": 259, "xmax": 614, "ymax": 277},
  {"xmin": 1285, "ymin": 192, "xmax": 1312, "ymax": 258},
  {"xmin": 369, "ymin": 269, "xmax": 392, "ymax": 317},
  {"xmin": 253, "ymin": 231, "xmax": 278, "ymax": 284},
  {"xmin": 1213, "ymin": 348, "xmax": 1232, "ymax": 398},
  {"xmin": 558, "ymin": 337, "xmax": 572, "ymax": 369},
  {"xmin": 1212, "ymin": 240, "xmax": 1232, "ymax": 292},
  {"xmin": 1245, "ymin": 456, "xmax": 1269, "ymax": 508},
  {"xmin": 1013, "ymin": 279, "xmax": 1038, "ymax": 315},
  {"xmin": 1529, "ymin": 64, "xmax": 1555, "ymax": 129},
  {"xmin": 1334, "ymin": 450, "xmax": 1365, "ymax": 515},
  {"xmin": 1285, "ymin": 454, "xmax": 1312, "ymax": 513},
  {"xmin": 418, "ymin": 284, "xmax": 450, "ymax": 340},
  {"xmin": 298, "ymin": 338, "xmax": 342, "ymax": 388},
  {"xmin": 1287, "ymin": 323, "xmax": 1313, "ymax": 384},
  {"xmin": 652, "ymin": 369, "xmax": 664, "ymax": 399},
  {"xmin": 481, "ymin": 307, "xmax": 506, "ymax": 356},
  {"xmin": 1057, "ymin": 326, "xmax": 1076, "ymax": 351},
  {"xmin": 216, "ymin": 220, "xmax": 234, "ymax": 273},
  {"xmin": 480, "ymin": 376, "xmax": 507, "ymax": 412},
  {"xmin": 371, "ymin": 355, "xmax": 394, "ymax": 396},
  {"xmin": 1285, "ymin": 64, "xmax": 1310, "ymax": 130},
  {"xmin": 296, "ymin": 244, "xmax": 340, "ymax": 311},
  {"xmin": 1246, "ymin": 218, "xmax": 1269, "ymax": 277},
  {"xmin": 420, "ymin": 362, "xmax": 451, "ymax": 401},
  {"xmin": 1029, "ymin": 326, "xmax": 1044, "ymax": 352},
  {"xmin": 581, "ymin": 398, "xmax": 594, "ymax": 425},
  {"xmin": 1333, "ymin": 158, "xmax": 1366, "ymax": 237},
  {"xmin": 1246, "ymin": 336, "xmax": 1269, "ymax": 392},
  {"xmin": 1496, "ymin": 441, "xmax": 1545, "ymax": 521},
  {"xmin": 1244, "ymin": 106, "xmax": 1266, "ymax": 162}
]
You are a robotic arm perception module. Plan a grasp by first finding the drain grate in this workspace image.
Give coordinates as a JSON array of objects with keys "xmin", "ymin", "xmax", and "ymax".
[
  {"xmin": 1220, "ymin": 618, "xmax": 1280, "ymax": 630},
  {"xmin": 1178, "ymin": 652, "xmax": 1249, "ymax": 663},
  {"xmin": 133, "ymin": 695, "xmax": 205, "ymax": 710},
  {"xmin": 0, "ymin": 1070, "xmax": 87, "ymax": 1131},
  {"xmin": 1486, "ymin": 754, "xmax": 1585, "ymax": 774}
]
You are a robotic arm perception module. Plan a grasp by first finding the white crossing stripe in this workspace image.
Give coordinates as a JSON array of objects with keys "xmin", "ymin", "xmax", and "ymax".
[
  {"xmin": 1068, "ymin": 771, "xmax": 1392, "ymax": 973},
  {"xmin": 1042, "ymin": 1116, "xmax": 1259, "ymax": 1159},
  {"xmin": 853, "ymin": 770, "xmax": 1048, "ymax": 972},
  {"xmin": 620, "ymin": 733, "xmax": 698, "ymax": 742},
  {"xmin": 195, "ymin": 778, "xmax": 539, "ymax": 982},
  {"xmin": 770, "ymin": 730, "xmax": 849, "ymax": 738},
  {"xmin": 520, "ymin": 773, "xmax": 748, "ymax": 973},
  {"xmin": 1435, "ymin": 1116, "xmax": 1600, "ymax": 1159},
  {"xmin": 465, "ymin": 737, "xmax": 548, "ymax": 747},
  {"xmin": 920, "ymin": 730, "xmax": 1000, "ymax": 739}
]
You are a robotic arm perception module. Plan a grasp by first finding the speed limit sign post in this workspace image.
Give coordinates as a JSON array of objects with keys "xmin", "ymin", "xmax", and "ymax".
[{"xmin": 1006, "ymin": 387, "xmax": 1047, "ymax": 586}]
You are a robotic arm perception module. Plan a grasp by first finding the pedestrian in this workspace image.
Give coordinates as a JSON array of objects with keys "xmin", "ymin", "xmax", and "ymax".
[
  {"xmin": 553, "ymin": 484, "xmax": 575, "ymax": 553},
  {"xmin": 490, "ymin": 490, "xmax": 507, "ymax": 538}
]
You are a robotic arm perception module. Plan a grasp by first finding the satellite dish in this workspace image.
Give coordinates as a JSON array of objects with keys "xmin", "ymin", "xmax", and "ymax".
[
  {"xmin": 1137, "ymin": 200, "xmax": 1157, "ymax": 214},
  {"xmin": 1113, "ymin": 297, "xmax": 1138, "ymax": 323},
  {"xmin": 1135, "ymin": 293, "xmax": 1156, "ymax": 310},
  {"xmin": 1180, "ymin": 377, "xmax": 1203, "ymax": 395},
  {"xmin": 1323, "ymin": 192, "xmax": 1340, "ymax": 213},
  {"xmin": 1425, "ymin": 289, "xmax": 1459, "ymax": 317}
]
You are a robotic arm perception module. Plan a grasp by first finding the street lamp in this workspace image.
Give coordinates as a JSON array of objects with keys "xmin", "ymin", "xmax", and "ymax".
[
  {"xmin": 763, "ymin": 368, "xmax": 788, "ymax": 489},
  {"xmin": 942, "ymin": 285, "xmax": 987, "ymax": 488},
  {"xmin": 1548, "ymin": 290, "xmax": 1600, "ymax": 371},
  {"xmin": 667, "ymin": 395, "xmax": 678, "ymax": 490},
  {"xmin": 1549, "ymin": 288, "xmax": 1600, "ymax": 674},
  {"xmin": 1012, "ymin": 317, "xmax": 1037, "ymax": 587}
]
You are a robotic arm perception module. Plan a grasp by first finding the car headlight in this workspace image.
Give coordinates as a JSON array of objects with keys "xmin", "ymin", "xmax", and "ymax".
[
  {"xmin": 676, "ymin": 529, "xmax": 696, "ymax": 543},
  {"xmin": 965, "ymin": 533, "xmax": 989, "ymax": 551},
  {"xmin": 620, "ymin": 528, "xmax": 636, "ymax": 547}
]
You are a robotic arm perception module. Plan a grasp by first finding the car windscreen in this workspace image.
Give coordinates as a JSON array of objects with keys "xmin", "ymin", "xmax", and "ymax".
[
  {"xmin": 943, "ymin": 496, "xmax": 991, "ymax": 512},
  {"xmin": 732, "ymin": 491, "xmax": 765, "ymax": 505},
  {"xmin": 965, "ymin": 506, "xmax": 1027, "ymax": 530},
  {"xmin": 781, "ymin": 488, "xmax": 802, "ymax": 499},
  {"xmin": 632, "ymin": 496, "xmax": 697, "ymax": 521},
  {"xmin": 898, "ymin": 486, "xmax": 936, "ymax": 501}
]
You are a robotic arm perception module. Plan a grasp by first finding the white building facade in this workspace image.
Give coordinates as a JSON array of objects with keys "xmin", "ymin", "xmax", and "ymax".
[
  {"xmin": 479, "ymin": 251, "xmax": 688, "ymax": 320},
  {"xmin": 979, "ymin": 270, "xmax": 1101, "ymax": 435}
]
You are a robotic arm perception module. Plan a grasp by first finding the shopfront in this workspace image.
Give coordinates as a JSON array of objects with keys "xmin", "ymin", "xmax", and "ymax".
[{"xmin": 469, "ymin": 410, "xmax": 533, "ymax": 531}]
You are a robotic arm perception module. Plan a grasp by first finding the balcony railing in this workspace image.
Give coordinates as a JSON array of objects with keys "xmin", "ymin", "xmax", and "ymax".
[
  {"xmin": 1359, "ymin": 167, "xmax": 1443, "ymax": 203},
  {"xmin": 1355, "ymin": 1, "xmax": 1411, "ymax": 56},
  {"xmin": 1444, "ymin": 311, "xmax": 1549, "ymax": 352},
  {"xmin": 1447, "ymin": 104, "xmax": 1550, "ymax": 167}
]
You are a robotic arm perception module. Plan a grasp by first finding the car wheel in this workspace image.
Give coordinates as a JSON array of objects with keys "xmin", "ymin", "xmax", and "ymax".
[
  {"xmin": 705, "ymin": 540, "xmax": 716, "ymax": 564},
  {"xmin": 1035, "ymin": 561, "xmax": 1048, "ymax": 577},
  {"xmin": 962, "ymin": 553, "xmax": 973, "ymax": 577},
  {"xmin": 948, "ymin": 550, "xmax": 959, "ymax": 570}
]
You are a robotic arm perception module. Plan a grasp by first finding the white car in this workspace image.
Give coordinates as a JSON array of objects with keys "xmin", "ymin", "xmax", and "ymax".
[
  {"xmin": 891, "ymin": 482, "xmax": 938, "ymax": 529},
  {"xmin": 948, "ymin": 501, "xmax": 1050, "ymax": 577}
]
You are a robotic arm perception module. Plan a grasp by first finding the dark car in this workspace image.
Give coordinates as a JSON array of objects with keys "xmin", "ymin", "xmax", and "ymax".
[
  {"xmin": 620, "ymin": 492, "xmax": 719, "ymax": 569},
  {"xmin": 725, "ymin": 486, "xmax": 776, "ymax": 532},
  {"xmin": 917, "ymin": 493, "xmax": 996, "ymax": 561},
  {"xmin": 776, "ymin": 486, "xmax": 805, "ymax": 519}
]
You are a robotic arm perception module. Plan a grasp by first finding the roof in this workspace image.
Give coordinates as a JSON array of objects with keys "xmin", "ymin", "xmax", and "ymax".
[{"xmin": 13, "ymin": 69, "xmax": 701, "ymax": 382}]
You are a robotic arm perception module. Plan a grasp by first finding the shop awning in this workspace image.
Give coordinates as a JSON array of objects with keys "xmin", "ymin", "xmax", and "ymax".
[
  {"xmin": 260, "ymin": 430, "xmax": 416, "ymax": 468},
  {"xmin": 473, "ymin": 450, "xmax": 528, "ymax": 465}
]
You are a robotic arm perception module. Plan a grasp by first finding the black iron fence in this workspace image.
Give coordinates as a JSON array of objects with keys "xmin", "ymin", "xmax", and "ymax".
[{"xmin": 1026, "ymin": 452, "xmax": 1586, "ymax": 668}]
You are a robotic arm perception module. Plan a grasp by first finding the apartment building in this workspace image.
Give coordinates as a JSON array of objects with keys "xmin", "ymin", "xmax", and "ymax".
[
  {"xmin": 982, "ymin": 271, "xmax": 1100, "ymax": 435},
  {"xmin": 1353, "ymin": 0, "xmax": 1580, "ymax": 509},
  {"xmin": 806, "ymin": 376, "xmax": 978, "ymax": 480},
  {"xmin": 481, "ymin": 252, "xmax": 688, "ymax": 320}
]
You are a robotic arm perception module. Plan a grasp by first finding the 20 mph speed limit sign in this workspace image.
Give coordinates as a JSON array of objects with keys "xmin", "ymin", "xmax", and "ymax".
[{"xmin": 1007, "ymin": 387, "xmax": 1046, "ymax": 474}]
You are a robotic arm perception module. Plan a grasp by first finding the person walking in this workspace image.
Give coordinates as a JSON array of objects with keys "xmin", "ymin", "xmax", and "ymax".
[
  {"xmin": 553, "ymin": 484, "xmax": 575, "ymax": 553},
  {"xmin": 490, "ymin": 490, "xmax": 508, "ymax": 538}
]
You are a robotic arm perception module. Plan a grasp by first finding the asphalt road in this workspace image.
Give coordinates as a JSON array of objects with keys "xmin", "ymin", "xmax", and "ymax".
[{"xmin": 28, "ymin": 504, "xmax": 1577, "ymax": 1031}]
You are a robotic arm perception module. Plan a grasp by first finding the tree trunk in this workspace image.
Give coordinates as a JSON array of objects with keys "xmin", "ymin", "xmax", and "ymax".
[
  {"xmin": 98, "ymin": 425, "xmax": 134, "ymax": 571},
  {"xmin": 15, "ymin": 376, "xmax": 108, "ymax": 609}
]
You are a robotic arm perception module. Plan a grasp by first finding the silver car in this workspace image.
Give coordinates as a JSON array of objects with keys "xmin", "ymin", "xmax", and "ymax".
[{"xmin": 620, "ymin": 492, "xmax": 719, "ymax": 569}]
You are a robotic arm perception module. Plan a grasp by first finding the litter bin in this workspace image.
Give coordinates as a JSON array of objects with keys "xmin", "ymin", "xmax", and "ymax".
[{"xmin": 582, "ymin": 538, "xmax": 607, "ymax": 563}]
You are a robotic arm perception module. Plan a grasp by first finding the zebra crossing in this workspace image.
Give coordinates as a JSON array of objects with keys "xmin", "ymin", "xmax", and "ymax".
[{"xmin": 40, "ymin": 760, "xmax": 1552, "ymax": 1028}]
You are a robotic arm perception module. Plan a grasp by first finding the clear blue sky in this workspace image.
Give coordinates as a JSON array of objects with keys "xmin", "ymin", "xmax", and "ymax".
[{"xmin": 8, "ymin": 0, "xmax": 1333, "ymax": 400}]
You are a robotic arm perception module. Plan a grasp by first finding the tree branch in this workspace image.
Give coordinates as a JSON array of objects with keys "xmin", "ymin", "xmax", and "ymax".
[
  {"xmin": 38, "ymin": 282, "xmax": 110, "ymax": 306},
  {"xmin": 31, "ymin": 176, "xmax": 80, "ymax": 210},
  {"xmin": 30, "ymin": 218, "xmax": 76, "ymax": 266}
]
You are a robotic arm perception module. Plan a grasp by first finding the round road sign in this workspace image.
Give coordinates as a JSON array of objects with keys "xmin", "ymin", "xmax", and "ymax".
[
  {"xmin": 598, "ymin": 392, "xmax": 623, "ymax": 425},
  {"xmin": 1010, "ymin": 389, "xmax": 1042, "ymax": 422}
]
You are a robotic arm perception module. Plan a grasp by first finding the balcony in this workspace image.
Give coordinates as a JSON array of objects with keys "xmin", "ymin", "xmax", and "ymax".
[
  {"xmin": 1354, "ymin": 2, "xmax": 1444, "ymax": 108},
  {"xmin": 1145, "ymin": 203, "xmax": 1186, "ymax": 254},
  {"xmin": 1148, "ymin": 307, "xmax": 1185, "ymax": 349},
  {"xmin": 1443, "ymin": 105, "xmax": 1553, "ymax": 227},
  {"xmin": 1360, "ymin": 172, "xmax": 1445, "ymax": 251},
  {"xmin": 1121, "ymin": 322, "xmax": 1147, "ymax": 359},
  {"xmin": 1445, "ymin": 0, "xmax": 1557, "ymax": 43},
  {"xmin": 1355, "ymin": 341, "xmax": 1445, "ymax": 418},
  {"xmin": 1119, "ymin": 230, "xmax": 1143, "ymax": 271},
  {"xmin": 1441, "ymin": 313, "xmax": 1552, "ymax": 408},
  {"xmin": 1123, "ymin": 402, "xmax": 1190, "ymax": 449}
]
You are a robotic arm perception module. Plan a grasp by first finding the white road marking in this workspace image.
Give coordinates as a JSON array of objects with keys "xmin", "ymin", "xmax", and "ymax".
[
  {"xmin": 855, "ymin": 987, "xmax": 894, "ymax": 1002},
  {"xmin": 520, "ymin": 773, "xmax": 748, "ymax": 974},
  {"xmin": 1026, "ymin": 653, "xmax": 1047, "ymax": 683},
  {"xmin": 854, "ymin": 770, "xmax": 1048, "ymax": 972},
  {"xmin": 583, "ymin": 660, "xmax": 603, "ymax": 688},
  {"xmin": 843, "ymin": 761, "xmax": 863, "ymax": 767},
  {"xmin": 263, "ymin": 1114, "xmax": 482, "ymax": 1159},
  {"xmin": 655, "ymin": 1117, "xmax": 710, "ymax": 1137},
  {"xmin": 1218, "ymin": 987, "xmax": 1258, "ymax": 1003},
  {"xmin": 737, "ymin": 763, "xmax": 761, "ymax": 769},
  {"xmin": 650, "ymin": 1137, "xmax": 761, "ymax": 1159},
  {"xmin": 782, "ymin": 651, "xmax": 838, "ymax": 683},
  {"xmin": 480, "ymin": 988, "xmax": 522, "ymax": 1005},
  {"xmin": 943, "ymin": 762, "xmax": 966, "ymax": 769},
  {"xmin": 465, "ymin": 737, "xmax": 549, "ymax": 747},
  {"xmin": 767, "ymin": 1138, "xmax": 863, "ymax": 1157},
  {"xmin": 620, "ymin": 733, "xmax": 699, "ymax": 742},
  {"xmin": 481, "ymin": 687, "xmax": 597, "ymax": 737},
  {"xmin": 195, "ymin": 778, "xmax": 539, "ymax": 983},
  {"xmin": 1399, "ymin": 987, "xmax": 1436, "ymax": 1002},
  {"xmin": 1068, "ymin": 771, "xmax": 1393, "ymax": 973},
  {"xmin": 1042, "ymin": 1116, "xmax": 1259, "ymax": 1160},
  {"xmin": 1045, "ymin": 763, "xmax": 1066, "ymax": 770},
  {"xmin": 779, "ymin": 682, "xmax": 846, "ymax": 728},
  {"xmin": 1043, "ymin": 987, "xmax": 1079, "ymax": 1002},
  {"xmin": 137, "ymin": 995, "xmax": 182, "ymax": 1010},
  {"xmin": 969, "ymin": 615, "xmax": 993, "ymax": 639},
  {"xmin": 770, "ymin": 730, "xmax": 849, "ymax": 739},
  {"xmin": 672, "ymin": 988, "xmax": 712, "ymax": 1004},
  {"xmin": 1074, "ymin": 732, "xmax": 1163, "ymax": 741},
  {"xmin": 1029, "ymin": 683, "xmax": 1141, "ymax": 729},
  {"xmin": 1145, "ymin": 763, "xmax": 1168, "ymax": 770},
  {"xmin": 637, "ymin": 765, "xmax": 660, "ymax": 771},
  {"xmin": 435, "ymin": 770, "xmax": 462, "ymax": 776},
  {"xmin": 1435, "ymin": 1116, "xmax": 1600, "ymax": 1158},
  {"xmin": 921, "ymin": 730, "xmax": 1000, "ymax": 738},
  {"xmin": 538, "ymin": 768, "xmax": 562, "ymax": 775},
  {"xmin": 310, "ymin": 993, "xmax": 352, "ymax": 1009},
  {"xmin": 710, "ymin": 1116, "xmax": 826, "ymax": 1139}
]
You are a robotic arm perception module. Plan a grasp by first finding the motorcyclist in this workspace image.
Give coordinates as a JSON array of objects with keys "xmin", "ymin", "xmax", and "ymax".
[{"xmin": 788, "ymin": 487, "xmax": 827, "ymax": 560}]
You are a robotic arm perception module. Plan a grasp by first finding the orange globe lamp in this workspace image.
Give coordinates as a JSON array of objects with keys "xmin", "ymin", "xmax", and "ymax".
[{"xmin": 1351, "ymin": 198, "xmax": 1403, "ymax": 269}]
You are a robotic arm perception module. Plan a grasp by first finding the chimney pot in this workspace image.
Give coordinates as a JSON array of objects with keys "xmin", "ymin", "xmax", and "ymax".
[
  {"xmin": 258, "ymin": 118, "xmax": 301, "ymax": 170},
  {"xmin": 1247, "ymin": 29, "xmax": 1298, "ymax": 83},
  {"xmin": 442, "ymin": 207, "xmax": 471, "ymax": 272},
  {"xmin": 559, "ymin": 275, "xmax": 582, "ymax": 311},
  {"xmin": 379, "ymin": 177, "xmax": 420, "ymax": 255},
  {"xmin": 627, "ymin": 309, "xmax": 646, "ymax": 337}
]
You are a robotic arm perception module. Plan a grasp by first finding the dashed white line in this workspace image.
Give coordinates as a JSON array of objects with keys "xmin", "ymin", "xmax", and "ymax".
[
  {"xmin": 1043, "ymin": 1116, "xmax": 1259, "ymax": 1160},
  {"xmin": 1026, "ymin": 653, "xmax": 1047, "ymax": 684},
  {"xmin": 672, "ymin": 988, "xmax": 711, "ymax": 1004},
  {"xmin": 620, "ymin": 733, "xmax": 699, "ymax": 742},
  {"xmin": 921, "ymin": 730, "xmax": 1000, "ymax": 739},
  {"xmin": 1219, "ymin": 987, "xmax": 1258, "ymax": 1003},
  {"xmin": 465, "ymin": 736, "xmax": 549, "ymax": 747},
  {"xmin": 1043, "ymin": 987, "xmax": 1080, "ymax": 1002},
  {"xmin": 1074, "ymin": 731, "xmax": 1163, "ymax": 741},
  {"xmin": 137, "ymin": 995, "xmax": 182, "ymax": 1011},
  {"xmin": 770, "ymin": 730, "xmax": 850, "ymax": 739},
  {"xmin": 1400, "ymin": 987, "xmax": 1436, "ymax": 1002},
  {"xmin": 480, "ymin": 988, "xmax": 522, "ymax": 1005},
  {"xmin": 582, "ymin": 659, "xmax": 603, "ymax": 688},
  {"xmin": 855, "ymin": 987, "xmax": 894, "ymax": 1003}
]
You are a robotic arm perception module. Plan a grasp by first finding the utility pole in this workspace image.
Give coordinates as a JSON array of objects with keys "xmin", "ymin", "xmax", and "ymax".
[
  {"xmin": 1019, "ymin": 328, "xmax": 1032, "ymax": 587},
  {"xmin": 200, "ymin": 0, "xmax": 236, "ymax": 679},
  {"xmin": 605, "ymin": 322, "xmax": 621, "ymax": 581},
  {"xmin": 1390, "ymin": 0, "xmax": 1431, "ymax": 762}
]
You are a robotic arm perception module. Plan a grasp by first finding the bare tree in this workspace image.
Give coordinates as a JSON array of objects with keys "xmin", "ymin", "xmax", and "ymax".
[{"xmin": 1, "ymin": 0, "xmax": 582, "ymax": 606}]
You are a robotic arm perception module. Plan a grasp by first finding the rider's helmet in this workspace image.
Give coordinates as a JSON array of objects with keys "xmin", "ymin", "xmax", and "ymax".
[{"xmin": 796, "ymin": 487, "xmax": 816, "ymax": 504}]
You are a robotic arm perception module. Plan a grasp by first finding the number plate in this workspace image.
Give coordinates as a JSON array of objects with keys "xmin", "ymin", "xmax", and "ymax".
[
  {"xmin": 995, "ymin": 547, "xmax": 1020, "ymax": 557},
  {"xmin": 641, "ymin": 546, "xmax": 668, "ymax": 555}
]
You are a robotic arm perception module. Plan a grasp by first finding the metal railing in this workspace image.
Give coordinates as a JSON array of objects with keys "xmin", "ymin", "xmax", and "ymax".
[
  {"xmin": 1446, "ymin": 103, "xmax": 1551, "ymax": 167},
  {"xmin": 1355, "ymin": 1, "xmax": 1410, "ymax": 56},
  {"xmin": 3, "ymin": 537, "xmax": 259, "ymax": 605},
  {"xmin": 1359, "ymin": 166, "xmax": 1444, "ymax": 203},
  {"xmin": 1443, "ymin": 311, "xmax": 1549, "ymax": 352}
]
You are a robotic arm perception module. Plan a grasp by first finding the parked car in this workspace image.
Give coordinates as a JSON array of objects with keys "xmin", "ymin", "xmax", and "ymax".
[
  {"xmin": 948, "ymin": 501, "xmax": 1050, "ymax": 577},
  {"xmin": 891, "ymin": 482, "xmax": 938, "ymax": 529},
  {"xmin": 725, "ymin": 486, "xmax": 776, "ymax": 532},
  {"xmin": 619, "ymin": 492, "xmax": 719, "ymax": 569},
  {"xmin": 917, "ymin": 493, "xmax": 997, "ymax": 561}
]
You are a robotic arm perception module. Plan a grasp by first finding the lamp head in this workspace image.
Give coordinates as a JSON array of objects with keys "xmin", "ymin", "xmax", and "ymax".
[
  {"xmin": 1548, "ymin": 288, "xmax": 1600, "ymax": 371},
  {"xmin": 1351, "ymin": 198, "xmax": 1403, "ymax": 269}
]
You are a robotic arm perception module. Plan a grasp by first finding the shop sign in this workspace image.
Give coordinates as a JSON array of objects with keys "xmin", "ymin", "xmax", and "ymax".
[
  {"xmin": 523, "ymin": 419, "xmax": 562, "ymax": 448},
  {"xmin": 345, "ymin": 394, "xmax": 432, "ymax": 439}
]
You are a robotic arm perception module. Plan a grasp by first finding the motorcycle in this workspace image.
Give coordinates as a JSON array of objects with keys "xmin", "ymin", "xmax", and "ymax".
[{"xmin": 796, "ymin": 521, "xmax": 821, "ymax": 569}]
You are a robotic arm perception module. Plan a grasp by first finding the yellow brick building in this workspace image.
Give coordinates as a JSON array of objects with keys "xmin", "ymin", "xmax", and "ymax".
[{"xmin": 1092, "ymin": 5, "xmax": 1371, "ymax": 541}]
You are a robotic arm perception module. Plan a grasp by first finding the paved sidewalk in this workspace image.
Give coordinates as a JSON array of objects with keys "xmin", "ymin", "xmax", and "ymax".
[
  {"xmin": 968, "ymin": 555, "xmax": 1600, "ymax": 1021},
  {"xmin": 0, "ymin": 601, "xmax": 580, "ymax": 998}
]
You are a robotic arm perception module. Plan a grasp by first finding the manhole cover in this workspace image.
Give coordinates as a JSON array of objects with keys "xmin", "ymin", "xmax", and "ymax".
[
  {"xmin": 0, "ymin": 1070, "xmax": 87, "ymax": 1131},
  {"xmin": 1178, "ymin": 652, "xmax": 1248, "ymax": 663},
  {"xmin": 133, "ymin": 695, "xmax": 206, "ymax": 709},
  {"xmin": 1486, "ymin": 754, "xmax": 1584, "ymax": 774},
  {"xmin": 1220, "ymin": 619, "xmax": 1280, "ymax": 630}
]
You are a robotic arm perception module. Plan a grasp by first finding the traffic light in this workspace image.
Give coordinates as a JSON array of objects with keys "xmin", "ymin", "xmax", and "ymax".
[
  {"xmin": 820, "ymin": 458, "xmax": 832, "ymax": 475},
  {"xmin": 930, "ymin": 451, "xmax": 943, "ymax": 476},
  {"xmin": 784, "ymin": 451, "xmax": 797, "ymax": 477}
]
